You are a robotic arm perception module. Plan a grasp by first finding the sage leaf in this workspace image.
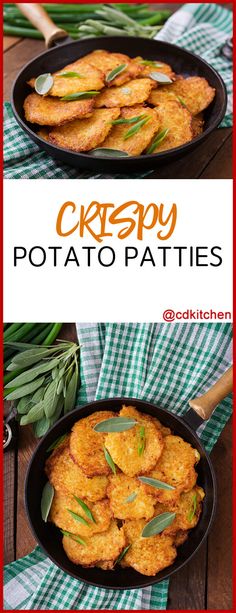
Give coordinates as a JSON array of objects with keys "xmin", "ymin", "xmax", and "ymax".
[
  {"xmin": 149, "ymin": 72, "xmax": 173, "ymax": 83},
  {"xmin": 89, "ymin": 148, "xmax": 129, "ymax": 158},
  {"xmin": 67, "ymin": 509, "xmax": 89, "ymax": 525},
  {"xmin": 35, "ymin": 73, "xmax": 53, "ymax": 95},
  {"xmin": 188, "ymin": 493, "xmax": 197, "ymax": 522},
  {"xmin": 138, "ymin": 476, "xmax": 175, "ymax": 490},
  {"xmin": 12, "ymin": 347, "xmax": 54, "ymax": 368},
  {"xmin": 17, "ymin": 394, "xmax": 32, "ymax": 415},
  {"xmin": 20, "ymin": 401, "xmax": 44, "ymax": 425},
  {"xmin": 124, "ymin": 116, "xmax": 150, "ymax": 140},
  {"xmin": 115, "ymin": 545, "xmax": 131, "ymax": 565},
  {"xmin": 50, "ymin": 394, "xmax": 64, "ymax": 426},
  {"xmin": 64, "ymin": 369, "xmax": 78, "ymax": 414},
  {"xmin": 106, "ymin": 63, "xmax": 127, "ymax": 83},
  {"xmin": 33, "ymin": 416, "xmax": 51, "ymax": 438},
  {"xmin": 73, "ymin": 496, "xmax": 96, "ymax": 523},
  {"xmin": 5, "ymin": 357, "xmax": 60, "ymax": 388},
  {"xmin": 41, "ymin": 481, "xmax": 54, "ymax": 522},
  {"xmin": 5, "ymin": 376, "xmax": 45, "ymax": 400},
  {"xmin": 47, "ymin": 433, "xmax": 68, "ymax": 452},
  {"xmin": 57, "ymin": 72, "xmax": 83, "ymax": 78},
  {"xmin": 57, "ymin": 377, "xmax": 64, "ymax": 395},
  {"xmin": 111, "ymin": 114, "xmax": 145, "ymax": 125},
  {"xmin": 94, "ymin": 417, "xmax": 137, "ymax": 433},
  {"xmin": 61, "ymin": 91, "xmax": 99, "ymax": 101},
  {"xmin": 142, "ymin": 512, "xmax": 176, "ymax": 537},
  {"xmin": 103, "ymin": 447, "xmax": 116, "ymax": 474},
  {"xmin": 61, "ymin": 530, "xmax": 86, "ymax": 546},
  {"xmin": 124, "ymin": 492, "xmax": 137, "ymax": 503},
  {"xmin": 146, "ymin": 128, "xmax": 169, "ymax": 154},
  {"xmin": 44, "ymin": 378, "xmax": 60, "ymax": 418}
]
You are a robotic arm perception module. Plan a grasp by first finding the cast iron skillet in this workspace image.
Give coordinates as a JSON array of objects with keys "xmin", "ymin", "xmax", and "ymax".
[
  {"xmin": 12, "ymin": 6, "xmax": 227, "ymax": 172},
  {"xmin": 25, "ymin": 397, "xmax": 216, "ymax": 590}
]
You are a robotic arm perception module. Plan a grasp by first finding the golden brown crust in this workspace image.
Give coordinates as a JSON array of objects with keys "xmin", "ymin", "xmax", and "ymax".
[
  {"xmin": 83, "ymin": 50, "xmax": 142, "ymax": 87},
  {"xmin": 69, "ymin": 411, "xmax": 118, "ymax": 475},
  {"xmin": 49, "ymin": 491, "xmax": 111, "ymax": 537},
  {"xmin": 149, "ymin": 76, "xmax": 215, "ymax": 115},
  {"xmin": 23, "ymin": 92, "xmax": 94, "ymax": 126},
  {"xmin": 62, "ymin": 521, "xmax": 126, "ymax": 566},
  {"xmin": 48, "ymin": 108, "xmax": 120, "ymax": 152},
  {"xmin": 121, "ymin": 520, "xmax": 177, "ymax": 576},
  {"xmin": 101, "ymin": 105, "xmax": 160, "ymax": 156},
  {"xmin": 95, "ymin": 78, "xmax": 155, "ymax": 108},
  {"xmin": 134, "ymin": 56, "xmax": 176, "ymax": 81},
  {"xmin": 28, "ymin": 60, "xmax": 104, "ymax": 97},
  {"xmin": 107, "ymin": 474, "xmax": 156, "ymax": 520},
  {"xmin": 147, "ymin": 99, "xmax": 193, "ymax": 153}
]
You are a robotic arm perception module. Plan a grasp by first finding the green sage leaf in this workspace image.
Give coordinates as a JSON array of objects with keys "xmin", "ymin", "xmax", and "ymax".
[
  {"xmin": 149, "ymin": 71, "xmax": 173, "ymax": 83},
  {"xmin": 89, "ymin": 148, "xmax": 129, "ymax": 158},
  {"xmin": 20, "ymin": 401, "xmax": 45, "ymax": 425},
  {"xmin": 67, "ymin": 509, "xmax": 89, "ymax": 525},
  {"xmin": 73, "ymin": 496, "xmax": 96, "ymax": 523},
  {"xmin": 61, "ymin": 91, "xmax": 99, "ymax": 101},
  {"xmin": 142, "ymin": 512, "xmax": 176, "ymax": 537},
  {"xmin": 124, "ymin": 116, "xmax": 150, "ymax": 140},
  {"xmin": 146, "ymin": 128, "xmax": 169, "ymax": 154},
  {"xmin": 35, "ymin": 73, "xmax": 53, "ymax": 95},
  {"xmin": 188, "ymin": 493, "xmax": 197, "ymax": 522},
  {"xmin": 106, "ymin": 63, "xmax": 127, "ymax": 83},
  {"xmin": 47, "ymin": 433, "xmax": 68, "ymax": 453},
  {"xmin": 94, "ymin": 417, "xmax": 137, "ymax": 433},
  {"xmin": 5, "ymin": 357, "xmax": 60, "ymax": 388},
  {"xmin": 103, "ymin": 447, "xmax": 116, "ymax": 474},
  {"xmin": 64, "ymin": 368, "xmax": 78, "ymax": 414},
  {"xmin": 61, "ymin": 530, "xmax": 86, "ymax": 546},
  {"xmin": 44, "ymin": 378, "xmax": 59, "ymax": 418},
  {"xmin": 124, "ymin": 492, "xmax": 137, "ymax": 503},
  {"xmin": 5, "ymin": 376, "xmax": 45, "ymax": 400},
  {"xmin": 12, "ymin": 347, "xmax": 54, "ymax": 368},
  {"xmin": 41, "ymin": 481, "xmax": 54, "ymax": 522},
  {"xmin": 138, "ymin": 476, "xmax": 175, "ymax": 490},
  {"xmin": 17, "ymin": 394, "xmax": 33, "ymax": 415},
  {"xmin": 33, "ymin": 416, "xmax": 51, "ymax": 438},
  {"xmin": 115, "ymin": 545, "xmax": 131, "ymax": 565}
]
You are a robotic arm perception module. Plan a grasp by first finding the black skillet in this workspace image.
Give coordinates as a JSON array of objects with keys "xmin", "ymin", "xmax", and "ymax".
[
  {"xmin": 25, "ymin": 367, "xmax": 232, "ymax": 590},
  {"xmin": 12, "ymin": 4, "xmax": 227, "ymax": 172}
]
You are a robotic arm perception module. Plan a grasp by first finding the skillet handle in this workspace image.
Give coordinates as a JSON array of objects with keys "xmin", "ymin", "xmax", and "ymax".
[
  {"xmin": 16, "ymin": 4, "xmax": 68, "ymax": 48},
  {"xmin": 188, "ymin": 366, "xmax": 233, "ymax": 421}
]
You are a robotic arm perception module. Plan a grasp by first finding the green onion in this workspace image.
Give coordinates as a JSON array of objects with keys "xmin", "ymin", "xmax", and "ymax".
[
  {"xmin": 124, "ymin": 116, "xmax": 150, "ymax": 140},
  {"xmin": 103, "ymin": 447, "xmax": 116, "ymax": 474},
  {"xmin": 147, "ymin": 128, "xmax": 169, "ymax": 154},
  {"xmin": 61, "ymin": 91, "xmax": 99, "ymax": 101}
]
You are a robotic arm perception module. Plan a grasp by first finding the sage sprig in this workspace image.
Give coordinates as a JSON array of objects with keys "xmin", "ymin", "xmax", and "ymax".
[
  {"xmin": 47, "ymin": 433, "xmax": 68, "ymax": 453},
  {"xmin": 41, "ymin": 481, "xmax": 54, "ymax": 522},
  {"xmin": 124, "ymin": 492, "xmax": 137, "ymax": 503},
  {"xmin": 94, "ymin": 417, "xmax": 137, "ymax": 433},
  {"xmin": 124, "ymin": 116, "xmax": 150, "ymax": 140},
  {"xmin": 89, "ymin": 148, "xmax": 129, "ymax": 158},
  {"xmin": 142, "ymin": 512, "xmax": 176, "ymax": 537},
  {"xmin": 149, "ymin": 72, "xmax": 173, "ymax": 83},
  {"xmin": 35, "ymin": 73, "xmax": 53, "ymax": 95},
  {"xmin": 188, "ymin": 493, "xmax": 197, "ymax": 522},
  {"xmin": 4, "ymin": 341, "xmax": 80, "ymax": 437},
  {"xmin": 138, "ymin": 476, "xmax": 175, "ymax": 491},
  {"xmin": 103, "ymin": 447, "xmax": 116, "ymax": 474},
  {"xmin": 106, "ymin": 63, "xmax": 127, "ymax": 83}
]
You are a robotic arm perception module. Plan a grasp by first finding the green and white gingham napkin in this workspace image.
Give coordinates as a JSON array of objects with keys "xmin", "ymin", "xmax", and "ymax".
[
  {"xmin": 4, "ymin": 323, "xmax": 232, "ymax": 610},
  {"xmin": 4, "ymin": 2, "xmax": 232, "ymax": 179}
]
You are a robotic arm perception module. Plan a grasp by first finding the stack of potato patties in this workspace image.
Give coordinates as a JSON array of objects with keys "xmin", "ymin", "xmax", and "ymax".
[
  {"xmin": 45, "ymin": 405, "xmax": 205, "ymax": 576},
  {"xmin": 23, "ymin": 50, "xmax": 215, "ymax": 156}
]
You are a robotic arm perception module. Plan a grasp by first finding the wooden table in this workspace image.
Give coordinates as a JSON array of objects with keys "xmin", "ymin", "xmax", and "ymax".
[
  {"xmin": 3, "ymin": 7, "xmax": 232, "ymax": 179},
  {"xmin": 4, "ymin": 323, "xmax": 232, "ymax": 609}
]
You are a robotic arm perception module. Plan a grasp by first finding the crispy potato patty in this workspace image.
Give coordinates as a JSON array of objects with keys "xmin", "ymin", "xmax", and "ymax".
[
  {"xmin": 148, "ymin": 100, "xmax": 193, "ymax": 152},
  {"xmin": 105, "ymin": 405, "xmax": 163, "ymax": 477},
  {"xmin": 154, "ymin": 485, "xmax": 205, "ymax": 535},
  {"xmin": 28, "ymin": 60, "xmax": 104, "ymax": 97},
  {"xmin": 63, "ymin": 521, "xmax": 126, "ymax": 566},
  {"xmin": 95, "ymin": 78, "xmax": 155, "ymax": 108},
  {"xmin": 107, "ymin": 474, "xmax": 156, "ymax": 520},
  {"xmin": 101, "ymin": 105, "xmax": 159, "ymax": 156},
  {"xmin": 83, "ymin": 50, "xmax": 142, "ymax": 86},
  {"xmin": 23, "ymin": 92, "xmax": 94, "ymax": 126},
  {"xmin": 45, "ymin": 438, "xmax": 108, "ymax": 502},
  {"xmin": 149, "ymin": 76, "xmax": 215, "ymax": 115},
  {"xmin": 70, "ymin": 411, "xmax": 117, "ymax": 476},
  {"xmin": 134, "ymin": 56, "xmax": 175, "ymax": 80},
  {"xmin": 121, "ymin": 520, "xmax": 177, "ymax": 576},
  {"xmin": 50, "ymin": 491, "xmax": 111, "ymax": 536},
  {"xmin": 48, "ymin": 108, "xmax": 120, "ymax": 152}
]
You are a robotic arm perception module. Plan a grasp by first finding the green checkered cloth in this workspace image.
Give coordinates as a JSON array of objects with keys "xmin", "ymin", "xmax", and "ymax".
[
  {"xmin": 4, "ymin": 323, "xmax": 232, "ymax": 610},
  {"xmin": 4, "ymin": 3, "xmax": 232, "ymax": 179}
]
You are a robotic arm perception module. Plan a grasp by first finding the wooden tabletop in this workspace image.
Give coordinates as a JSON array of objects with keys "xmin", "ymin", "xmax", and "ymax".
[
  {"xmin": 4, "ymin": 323, "xmax": 232, "ymax": 609},
  {"xmin": 3, "ymin": 16, "xmax": 232, "ymax": 179}
]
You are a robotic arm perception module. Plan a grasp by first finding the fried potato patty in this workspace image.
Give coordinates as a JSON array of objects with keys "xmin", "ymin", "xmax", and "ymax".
[
  {"xmin": 192, "ymin": 113, "xmax": 204, "ymax": 138},
  {"xmin": 48, "ymin": 108, "xmax": 120, "ymax": 152},
  {"xmin": 143, "ymin": 435, "xmax": 199, "ymax": 504},
  {"xmin": 83, "ymin": 50, "xmax": 142, "ymax": 87},
  {"xmin": 95, "ymin": 78, "xmax": 154, "ymax": 108},
  {"xmin": 45, "ymin": 438, "xmax": 108, "ymax": 502},
  {"xmin": 107, "ymin": 474, "xmax": 156, "ymax": 520},
  {"xmin": 121, "ymin": 520, "xmax": 177, "ymax": 576},
  {"xmin": 154, "ymin": 485, "xmax": 205, "ymax": 535},
  {"xmin": 50, "ymin": 491, "xmax": 111, "ymax": 537},
  {"xmin": 23, "ymin": 92, "xmax": 94, "ymax": 126},
  {"xmin": 148, "ymin": 100, "xmax": 193, "ymax": 152},
  {"xmin": 70, "ymin": 411, "xmax": 117, "ymax": 476},
  {"xmin": 28, "ymin": 60, "xmax": 104, "ymax": 97},
  {"xmin": 62, "ymin": 521, "xmax": 126, "ymax": 566},
  {"xmin": 37, "ymin": 128, "xmax": 49, "ymax": 141},
  {"xmin": 134, "ymin": 56, "xmax": 175, "ymax": 80},
  {"xmin": 105, "ymin": 404, "xmax": 163, "ymax": 477},
  {"xmin": 149, "ymin": 76, "xmax": 215, "ymax": 115},
  {"xmin": 101, "ymin": 105, "xmax": 159, "ymax": 156}
]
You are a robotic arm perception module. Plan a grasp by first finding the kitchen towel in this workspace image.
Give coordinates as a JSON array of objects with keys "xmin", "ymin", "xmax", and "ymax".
[
  {"xmin": 4, "ymin": 2, "xmax": 232, "ymax": 179},
  {"xmin": 4, "ymin": 322, "xmax": 232, "ymax": 610}
]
